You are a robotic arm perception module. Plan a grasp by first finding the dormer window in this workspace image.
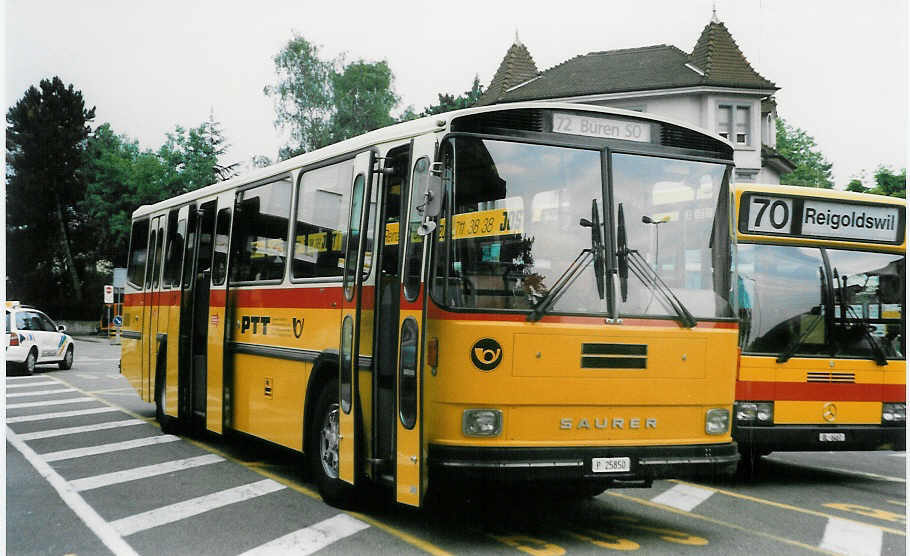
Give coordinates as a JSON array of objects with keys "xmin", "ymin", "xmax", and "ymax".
[{"xmin": 717, "ymin": 103, "xmax": 751, "ymax": 146}]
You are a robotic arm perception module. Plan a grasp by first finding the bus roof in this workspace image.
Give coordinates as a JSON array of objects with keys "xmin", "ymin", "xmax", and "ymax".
[
  {"xmin": 132, "ymin": 101, "xmax": 731, "ymax": 219},
  {"xmin": 734, "ymin": 182, "xmax": 906, "ymax": 253}
]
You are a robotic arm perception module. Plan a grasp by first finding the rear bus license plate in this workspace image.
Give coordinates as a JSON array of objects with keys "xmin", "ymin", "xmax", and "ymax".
[
  {"xmin": 819, "ymin": 433, "xmax": 846, "ymax": 442},
  {"xmin": 592, "ymin": 457, "xmax": 631, "ymax": 473}
]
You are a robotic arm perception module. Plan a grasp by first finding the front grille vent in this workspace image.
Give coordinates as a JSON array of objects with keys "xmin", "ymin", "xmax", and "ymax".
[
  {"xmin": 452, "ymin": 109, "xmax": 544, "ymax": 134},
  {"xmin": 806, "ymin": 372, "xmax": 855, "ymax": 383},
  {"xmin": 581, "ymin": 343, "xmax": 647, "ymax": 369}
]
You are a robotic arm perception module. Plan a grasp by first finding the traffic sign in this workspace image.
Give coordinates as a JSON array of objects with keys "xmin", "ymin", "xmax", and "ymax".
[
  {"xmin": 112, "ymin": 315, "xmax": 123, "ymax": 327},
  {"xmin": 104, "ymin": 285, "xmax": 114, "ymax": 304}
]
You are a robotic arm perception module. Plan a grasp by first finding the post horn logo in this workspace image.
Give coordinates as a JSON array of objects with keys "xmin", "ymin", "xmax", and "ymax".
[
  {"xmin": 471, "ymin": 338, "xmax": 503, "ymax": 371},
  {"xmin": 822, "ymin": 402, "xmax": 837, "ymax": 422}
]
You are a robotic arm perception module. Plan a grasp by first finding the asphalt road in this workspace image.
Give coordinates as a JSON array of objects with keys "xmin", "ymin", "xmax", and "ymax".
[{"xmin": 6, "ymin": 337, "xmax": 906, "ymax": 556}]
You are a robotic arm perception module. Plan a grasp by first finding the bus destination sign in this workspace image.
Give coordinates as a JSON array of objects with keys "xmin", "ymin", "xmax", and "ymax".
[
  {"xmin": 744, "ymin": 194, "xmax": 902, "ymax": 243},
  {"xmin": 552, "ymin": 112, "xmax": 651, "ymax": 143}
]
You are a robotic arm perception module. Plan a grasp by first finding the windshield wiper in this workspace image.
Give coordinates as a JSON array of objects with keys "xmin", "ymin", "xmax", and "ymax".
[
  {"xmin": 526, "ymin": 248, "xmax": 593, "ymax": 322},
  {"xmin": 616, "ymin": 203, "xmax": 696, "ymax": 328},
  {"xmin": 833, "ymin": 268, "xmax": 888, "ymax": 366},
  {"xmin": 527, "ymin": 200, "xmax": 606, "ymax": 322}
]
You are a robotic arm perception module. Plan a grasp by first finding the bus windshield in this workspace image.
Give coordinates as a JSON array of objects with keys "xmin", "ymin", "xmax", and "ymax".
[
  {"xmin": 738, "ymin": 244, "xmax": 905, "ymax": 360},
  {"xmin": 431, "ymin": 137, "xmax": 734, "ymax": 319}
]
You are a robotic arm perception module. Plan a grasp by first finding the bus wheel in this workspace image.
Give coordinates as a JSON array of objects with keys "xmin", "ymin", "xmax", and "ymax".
[
  {"xmin": 309, "ymin": 381, "xmax": 357, "ymax": 508},
  {"xmin": 58, "ymin": 346, "xmax": 74, "ymax": 370}
]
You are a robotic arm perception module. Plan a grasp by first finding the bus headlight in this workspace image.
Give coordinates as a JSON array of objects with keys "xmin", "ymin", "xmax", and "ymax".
[
  {"xmin": 882, "ymin": 403, "xmax": 906, "ymax": 425},
  {"xmin": 463, "ymin": 409, "xmax": 502, "ymax": 437},
  {"xmin": 705, "ymin": 408, "xmax": 730, "ymax": 435},
  {"xmin": 735, "ymin": 402, "xmax": 773, "ymax": 425}
]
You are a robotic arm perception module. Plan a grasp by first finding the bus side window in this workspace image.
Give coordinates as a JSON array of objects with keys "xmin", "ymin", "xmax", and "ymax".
[
  {"xmin": 162, "ymin": 209, "xmax": 181, "ymax": 289},
  {"xmin": 293, "ymin": 159, "xmax": 354, "ymax": 280},
  {"xmin": 127, "ymin": 219, "xmax": 150, "ymax": 288},
  {"xmin": 230, "ymin": 176, "xmax": 292, "ymax": 283},
  {"xmin": 403, "ymin": 157, "xmax": 429, "ymax": 300},
  {"xmin": 212, "ymin": 208, "xmax": 232, "ymax": 286}
]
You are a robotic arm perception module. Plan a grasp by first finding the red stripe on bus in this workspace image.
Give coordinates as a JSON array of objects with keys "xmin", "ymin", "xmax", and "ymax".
[{"xmin": 736, "ymin": 380, "xmax": 906, "ymax": 402}]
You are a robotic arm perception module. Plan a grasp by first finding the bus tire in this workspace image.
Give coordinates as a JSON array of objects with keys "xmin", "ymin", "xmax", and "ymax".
[{"xmin": 309, "ymin": 381, "xmax": 358, "ymax": 508}]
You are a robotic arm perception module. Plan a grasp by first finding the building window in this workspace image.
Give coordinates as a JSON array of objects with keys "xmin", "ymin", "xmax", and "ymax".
[{"xmin": 717, "ymin": 103, "xmax": 751, "ymax": 146}]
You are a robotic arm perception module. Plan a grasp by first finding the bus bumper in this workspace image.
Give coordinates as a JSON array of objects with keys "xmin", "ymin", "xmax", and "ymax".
[
  {"xmin": 428, "ymin": 442, "xmax": 739, "ymax": 486},
  {"xmin": 734, "ymin": 425, "xmax": 906, "ymax": 452}
]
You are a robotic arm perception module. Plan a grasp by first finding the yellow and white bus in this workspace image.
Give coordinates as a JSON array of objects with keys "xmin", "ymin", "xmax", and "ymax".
[
  {"xmin": 733, "ymin": 183, "xmax": 905, "ymax": 465},
  {"xmin": 121, "ymin": 102, "xmax": 740, "ymax": 507}
]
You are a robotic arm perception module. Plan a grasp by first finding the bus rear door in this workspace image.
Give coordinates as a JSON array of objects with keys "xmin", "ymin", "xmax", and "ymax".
[{"xmin": 141, "ymin": 215, "xmax": 165, "ymax": 402}]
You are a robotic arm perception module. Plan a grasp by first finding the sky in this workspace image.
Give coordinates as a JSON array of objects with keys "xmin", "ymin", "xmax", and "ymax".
[{"xmin": 5, "ymin": 0, "xmax": 908, "ymax": 188}]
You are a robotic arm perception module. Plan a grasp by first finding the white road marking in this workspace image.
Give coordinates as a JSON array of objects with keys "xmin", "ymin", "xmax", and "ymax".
[
  {"xmin": 42, "ymin": 435, "xmax": 181, "ymax": 462},
  {"xmin": 7, "ymin": 387, "xmax": 76, "ymax": 398},
  {"xmin": 110, "ymin": 479, "xmax": 286, "ymax": 536},
  {"xmin": 889, "ymin": 453, "xmax": 905, "ymax": 458},
  {"xmin": 7, "ymin": 406, "xmax": 120, "ymax": 423},
  {"xmin": 71, "ymin": 454, "xmax": 225, "ymax": 492},
  {"xmin": 6, "ymin": 376, "xmax": 56, "ymax": 381},
  {"xmin": 5, "ymin": 380, "xmax": 58, "ymax": 389},
  {"xmin": 238, "ymin": 513, "xmax": 370, "ymax": 556},
  {"xmin": 7, "ymin": 397, "xmax": 96, "ymax": 409},
  {"xmin": 819, "ymin": 517, "xmax": 882, "ymax": 556},
  {"xmin": 17, "ymin": 419, "xmax": 147, "ymax": 441},
  {"xmin": 6, "ymin": 427, "xmax": 140, "ymax": 556},
  {"xmin": 650, "ymin": 483, "xmax": 715, "ymax": 512}
]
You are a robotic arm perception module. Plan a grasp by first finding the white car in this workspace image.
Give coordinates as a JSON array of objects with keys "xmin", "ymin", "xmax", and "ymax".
[{"xmin": 5, "ymin": 302, "xmax": 74, "ymax": 375}]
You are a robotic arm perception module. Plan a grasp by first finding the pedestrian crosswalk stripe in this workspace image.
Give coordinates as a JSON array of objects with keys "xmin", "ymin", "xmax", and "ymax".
[
  {"xmin": 5, "ymin": 380, "xmax": 58, "ymax": 389},
  {"xmin": 6, "ymin": 427, "xmax": 141, "ymax": 556},
  {"xmin": 110, "ymin": 479, "xmax": 286, "ymax": 536},
  {"xmin": 7, "ymin": 397, "xmax": 96, "ymax": 409},
  {"xmin": 820, "ymin": 517, "xmax": 882, "ymax": 556},
  {"xmin": 650, "ymin": 483, "xmax": 715, "ymax": 512},
  {"xmin": 71, "ymin": 454, "xmax": 225, "ymax": 492},
  {"xmin": 42, "ymin": 435, "xmax": 181, "ymax": 462},
  {"xmin": 6, "ymin": 406, "xmax": 120, "ymax": 423},
  {"xmin": 238, "ymin": 513, "xmax": 370, "ymax": 556},
  {"xmin": 7, "ymin": 387, "xmax": 76, "ymax": 398},
  {"xmin": 17, "ymin": 419, "xmax": 146, "ymax": 441}
]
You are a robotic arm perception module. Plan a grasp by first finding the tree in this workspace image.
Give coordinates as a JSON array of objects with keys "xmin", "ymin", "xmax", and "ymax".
[
  {"xmin": 871, "ymin": 166, "xmax": 906, "ymax": 198},
  {"xmin": 7, "ymin": 76, "xmax": 96, "ymax": 302},
  {"xmin": 775, "ymin": 118, "xmax": 834, "ymax": 189},
  {"xmin": 846, "ymin": 178, "xmax": 868, "ymax": 193},
  {"xmin": 264, "ymin": 33, "xmax": 402, "ymax": 158},
  {"xmin": 81, "ymin": 123, "xmax": 159, "ymax": 266},
  {"xmin": 263, "ymin": 33, "xmax": 336, "ymax": 157},
  {"xmin": 157, "ymin": 112, "xmax": 229, "ymax": 196},
  {"xmin": 331, "ymin": 60, "xmax": 398, "ymax": 141},
  {"xmin": 420, "ymin": 75, "xmax": 485, "ymax": 116},
  {"xmin": 82, "ymin": 115, "xmax": 229, "ymax": 268}
]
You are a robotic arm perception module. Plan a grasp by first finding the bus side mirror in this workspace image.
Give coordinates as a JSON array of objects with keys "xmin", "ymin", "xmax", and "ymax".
[{"xmin": 423, "ymin": 174, "xmax": 443, "ymax": 218}]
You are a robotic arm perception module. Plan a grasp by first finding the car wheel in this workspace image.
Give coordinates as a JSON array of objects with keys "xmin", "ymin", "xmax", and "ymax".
[
  {"xmin": 22, "ymin": 349, "xmax": 37, "ymax": 376},
  {"xmin": 58, "ymin": 345, "xmax": 74, "ymax": 370},
  {"xmin": 309, "ymin": 380, "xmax": 358, "ymax": 508}
]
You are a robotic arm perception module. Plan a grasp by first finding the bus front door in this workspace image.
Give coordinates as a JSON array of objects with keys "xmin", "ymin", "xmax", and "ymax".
[
  {"xmin": 338, "ymin": 150, "xmax": 375, "ymax": 486},
  {"xmin": 395, "ymin": 137, "xmax": 436, "ymax": 506}
]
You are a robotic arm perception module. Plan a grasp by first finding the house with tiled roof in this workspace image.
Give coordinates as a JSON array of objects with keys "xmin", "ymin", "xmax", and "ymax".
[{"xmin": 477, "ymin": 15, "xmax": 794, "ymax": 183}]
